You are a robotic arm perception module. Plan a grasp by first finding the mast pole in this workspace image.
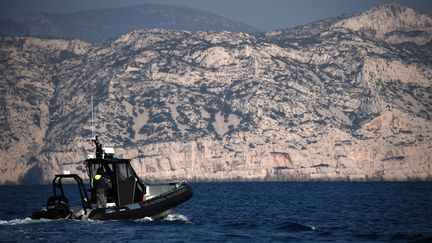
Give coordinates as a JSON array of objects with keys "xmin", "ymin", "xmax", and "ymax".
[{"xmin": 91, "ymin": 95, "xmax": 94, "ymax": 138}]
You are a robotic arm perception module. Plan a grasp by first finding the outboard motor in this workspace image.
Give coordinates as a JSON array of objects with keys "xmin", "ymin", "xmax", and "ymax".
[
  {"xmin": 31, "ymin": 195, "xmax": 71, "ymax": 219},
  {"xmin": 46, "ymin": 195, "xmax": 71, "ymax": 217}
]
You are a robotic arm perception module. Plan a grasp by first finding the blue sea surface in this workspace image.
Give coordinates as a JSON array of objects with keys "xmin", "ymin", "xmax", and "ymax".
[{"xmin": 0, "ymin": 182, "xmax": 431, "ymax": 242}]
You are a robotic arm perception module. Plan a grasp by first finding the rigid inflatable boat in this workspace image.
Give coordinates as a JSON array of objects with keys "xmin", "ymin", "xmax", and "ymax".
[{"xmin": 31, "ymin": 137, "xmax": 193, "ymax": 220}]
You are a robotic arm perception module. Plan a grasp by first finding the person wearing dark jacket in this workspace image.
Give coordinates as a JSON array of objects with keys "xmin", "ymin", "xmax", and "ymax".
[{"xmin": 93, "ymin": 167, "xmax": 112, "ymax": 208}]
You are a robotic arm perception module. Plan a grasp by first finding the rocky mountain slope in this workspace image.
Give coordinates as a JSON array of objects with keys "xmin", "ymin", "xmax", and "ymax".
[
  {"xmin": 0, "ymin": 3, "xmax": 260, "ymax": 43},
  {"xmin": 334, "ymin": 3, "xmax": 432, "ymax": 45},
  {"xmin": 267, "ymin": 3, "xmax": 432, "ymax": 45},
  {"xmin": 0, "ymin": 4, "xmax": 431, "ymax": 184}
]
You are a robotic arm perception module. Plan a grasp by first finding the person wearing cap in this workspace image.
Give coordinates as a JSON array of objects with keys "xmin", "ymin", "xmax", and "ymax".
[{"xmin": 93, "ymin": 167, "xmax": 112, "ymax": 208}]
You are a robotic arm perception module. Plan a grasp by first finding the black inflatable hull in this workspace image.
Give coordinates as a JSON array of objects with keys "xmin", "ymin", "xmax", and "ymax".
[
  {"xmin": 31, "ymin": 182, "xmax": 193, "ymax": 221},
  {"xmin": 31, "ymin": 208, "xmax": 71, "ymax": 220},
  {"xmin": 88, "ymin": 182, "xmax": 193, "ymax": 220}
]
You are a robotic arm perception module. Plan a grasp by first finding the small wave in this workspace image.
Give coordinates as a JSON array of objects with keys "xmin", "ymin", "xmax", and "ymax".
[
  {"xmin": 277, "ymin": 221, "xmax": 316, "ymax": 232},
  {"xmin": 133, "ymin": 217, "xmax": 154, "ymax": 223},
  {"xmin": 85, "ymin": 218, "xmax": 110, "ymax": 224},
  {"xmin": 163, "ymin": 214, "xmax": 189, "ymax": 222},
  {"xmin": 0, "ymin": 217, "xmax": 51, "ymax": 225}
]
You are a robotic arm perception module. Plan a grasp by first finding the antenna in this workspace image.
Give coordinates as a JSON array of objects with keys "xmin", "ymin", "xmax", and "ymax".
[{"xmin": 91, "ymin": 95, "xmax": 94, "ymax": 138}]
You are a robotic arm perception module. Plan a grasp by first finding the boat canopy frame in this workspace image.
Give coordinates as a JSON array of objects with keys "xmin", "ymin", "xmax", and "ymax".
[
  {"xmin": 84, "ymin": 158, "xmax": 146, "ymax": 206},
  {"xmin": 52, "ymin": 174, "xmax": 92, "ymax": 213}
]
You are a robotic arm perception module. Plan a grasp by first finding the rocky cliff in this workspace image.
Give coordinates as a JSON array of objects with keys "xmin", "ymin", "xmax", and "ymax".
[
  {"xmin": 0, "ymin": 4, "xmax": 431, "ymax": 184},
  {"xmin": 267, "ymin": 3, "xmax": 432, "ymax": 45}
]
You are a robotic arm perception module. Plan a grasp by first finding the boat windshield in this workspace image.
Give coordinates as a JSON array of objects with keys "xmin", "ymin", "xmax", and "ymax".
[
  {"xmin": 116, "ymin": 162, "xmax": 145, "ymax": 205},
  {"xmin": 85, "ymin": 158, "xmax": 145, "ymax": 206}
]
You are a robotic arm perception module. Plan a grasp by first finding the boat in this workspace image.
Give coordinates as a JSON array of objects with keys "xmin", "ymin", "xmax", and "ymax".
[{"xmin": 31, "ymin": 136, "xmax": 193, "ymax": 220}]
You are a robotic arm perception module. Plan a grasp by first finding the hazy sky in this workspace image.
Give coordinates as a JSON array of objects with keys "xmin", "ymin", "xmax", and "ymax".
[{"xmin": 1, "ymin": 0, "xmax": 431, "ymax": 31}]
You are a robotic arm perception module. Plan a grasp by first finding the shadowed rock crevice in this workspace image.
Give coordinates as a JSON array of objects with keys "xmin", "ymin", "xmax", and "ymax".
[{"xmin": 20, "ymin": 164, "xmax": 44, "ymax": 185}]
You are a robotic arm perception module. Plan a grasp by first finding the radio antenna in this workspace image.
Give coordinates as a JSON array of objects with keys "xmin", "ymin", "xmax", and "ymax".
[{"xmin": 91, "ymin": 94, "xmax": 95, "ymax": 138}]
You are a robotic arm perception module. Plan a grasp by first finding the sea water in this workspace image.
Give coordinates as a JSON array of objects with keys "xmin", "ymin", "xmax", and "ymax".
[{"xmin": 0, "ymin": 182, "xmax": 431, "ymax": 242}]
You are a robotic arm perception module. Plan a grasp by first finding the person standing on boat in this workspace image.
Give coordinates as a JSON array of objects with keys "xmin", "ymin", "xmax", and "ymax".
[
  {"xmin": 93, "ymin": 136, "xmax": 103, "ymax": 159},
  {"xmin": 93, "ymin": 167, "xmax": 111, "ymax": 208}
]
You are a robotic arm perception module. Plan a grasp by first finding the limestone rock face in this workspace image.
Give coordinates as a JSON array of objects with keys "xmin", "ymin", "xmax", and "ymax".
[
  {"xmin": 0, "ymin": 4, "xmax": 431, "ymax": 184},
  {"xmin": 268, "ymin": 3, "xmax": 432, "ymax": 46},
  {"xmin": 333, "ymin": 3, "xmax": 432, "ymax": 45}
]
